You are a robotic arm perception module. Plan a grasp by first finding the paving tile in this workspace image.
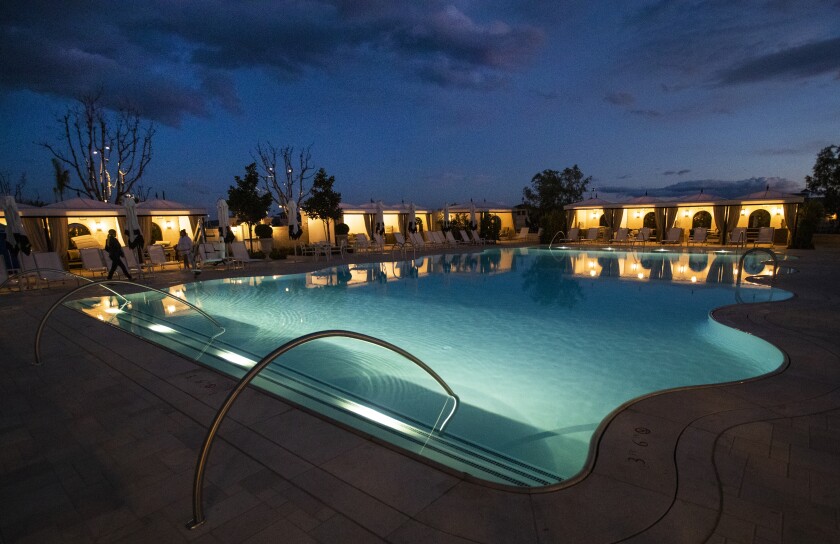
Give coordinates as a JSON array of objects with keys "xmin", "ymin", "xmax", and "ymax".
[
  {"xmin": 320, "ymin": 441, "xmax": 459, "ymax": 515},
  {"xmin": 387, "ymin": 519, "xmax": 478, "ymax": 544},
  {"xmin": 714, "ymin": 512, "xmax": 755, "ymax": 543},
  {"xmin": 242, "ymin": 519, "xmax": 317, "ymax": 544},
  {"xmin": 309, "ymin": 513, "xmax": 386, "ymax": 543},
  {"xmin": 621, "ymin": 499, "xmax": 718, "ymax": 544},
  {"xmin": 291, "ymin": 466, "xmax": 409, "ymax": 537}
]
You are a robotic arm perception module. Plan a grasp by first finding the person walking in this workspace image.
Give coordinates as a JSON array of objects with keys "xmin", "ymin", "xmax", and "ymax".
[{"xmin": 105, "ymin": 229, "xmax": 133, "ymax": 280}]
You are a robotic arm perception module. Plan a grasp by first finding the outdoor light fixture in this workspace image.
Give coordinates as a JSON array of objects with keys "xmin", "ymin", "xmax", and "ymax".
[
  {"xmin": 634, "ymin": 211, "xmax": 641, "ymax": 218},
  {"xmin": 741, "ymin": 209, "xmax": 747, "ymax": 216},
  {"xmin": 683, "ymin": 210, "xmax": 690, "ymax": 217},
  {"xmin": 94, "ymin": 221, "xmax": 102, "ymax": 232},
  {"xmin": 774, "ymin": 208, "xmax": 781, "ymax": 215},
  {"xmin": 166, "ymin": 220, "xmax": 173, "ymax": 230}
]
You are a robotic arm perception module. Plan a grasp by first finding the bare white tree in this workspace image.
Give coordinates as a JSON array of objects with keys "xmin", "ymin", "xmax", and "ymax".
[
  {"xmin": 253, "ymin": 143, "xmax": 315, "ymax": 212},
  {"xmin": 40, "ymin": 91, "xmax": 155, "ymax": 204}
]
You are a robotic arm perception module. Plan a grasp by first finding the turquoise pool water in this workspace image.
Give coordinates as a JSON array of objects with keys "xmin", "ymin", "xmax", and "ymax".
[{"xmin": 67, "ymin": 248, "xmax": 791, "ymax": 487}]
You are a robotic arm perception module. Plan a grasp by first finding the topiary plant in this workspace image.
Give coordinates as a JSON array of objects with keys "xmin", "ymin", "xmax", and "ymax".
[{"xmin": 254, "ymin": 223, "xmax": 273, "ymax": 239}]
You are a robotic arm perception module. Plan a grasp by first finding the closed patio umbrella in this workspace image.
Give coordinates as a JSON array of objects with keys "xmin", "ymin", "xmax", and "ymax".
[
  {"xmin": 123, "ymin": 196, "xmax": 144, "ymax": 269},
  {"xmin": 442, "ymin": 202, "xmax": 450, "ymax": 231},
  {"xmin": 408, "ymin": 202, "xmax": 417, "ymax": 233},
  {"xmin": 2, "ymin": 196, "xmax": 31, "ymax": 262},
  {"xmin": 469, "ymin": 200, "xmax": 477, "ymax": 230},
  {"xmin": 375, "ymin": 201, "xmax": 385, "ymax": 235},
  {"xmin": 216, "ymin": 198, "xmax": 231, "ymax": 240},
  {"xmin": 287, "ymin": 198, "xmax": 302, "ymax": 240}
]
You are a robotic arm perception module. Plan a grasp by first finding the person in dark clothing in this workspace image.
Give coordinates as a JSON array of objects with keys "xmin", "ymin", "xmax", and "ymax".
[{"xmin": 105, "ymin": 229, "xmax": 133, "ymax": 280}]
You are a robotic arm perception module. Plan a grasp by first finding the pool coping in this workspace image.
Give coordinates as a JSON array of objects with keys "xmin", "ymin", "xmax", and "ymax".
[{"xmin": 3, "ymin": 244, "xmax": 839, "ymax": 543}]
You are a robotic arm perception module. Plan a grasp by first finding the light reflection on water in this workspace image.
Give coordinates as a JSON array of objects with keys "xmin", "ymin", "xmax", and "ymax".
[{"xmin": 68, "ymin": 247, "xmax": 793, "ymax": 485}]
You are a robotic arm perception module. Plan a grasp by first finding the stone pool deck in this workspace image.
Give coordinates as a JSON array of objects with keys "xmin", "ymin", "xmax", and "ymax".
[{"xmin": 1, "ymin": 245, "xmax": 839, "ymax": 543}]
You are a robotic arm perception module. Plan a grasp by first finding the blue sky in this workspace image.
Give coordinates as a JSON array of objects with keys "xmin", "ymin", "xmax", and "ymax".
[{"xmin": 1, "ymin": 1, "xmax": 838, "ymax": 213}]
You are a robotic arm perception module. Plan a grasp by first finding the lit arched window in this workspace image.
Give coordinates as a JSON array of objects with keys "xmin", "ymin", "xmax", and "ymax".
[
  {"xmin": 692, "ymin": 211, "xmax": 712, "ymax": 229},
  {"xmin": 748, "ymin": 209, "xmax": 771, "ymax": 228},
  {"xmin": 643, "ymin": 212, "xmax": 656, "ymax": 229},
  {"xmin": 151, "ymin": 222, "xmax": 163, "ymax": 243},
  {"xmin": 67, "ymin": 223, "xmax": 92, "ymax": 249}
]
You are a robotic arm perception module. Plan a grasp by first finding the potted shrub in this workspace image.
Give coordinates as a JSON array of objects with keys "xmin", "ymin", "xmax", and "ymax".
[
  {"xmin": 254, "ymin": 223, "xmax": 274, "ymax": 255},
  {"xmin": 334, "ymin": 222, "xmax": 350, "ymax": 248}
]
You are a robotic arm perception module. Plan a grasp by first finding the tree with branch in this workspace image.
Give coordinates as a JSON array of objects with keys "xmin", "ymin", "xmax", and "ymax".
[
  {"xmin": 253, "ymin": 143, "xmax": 315, "ymax": 220},
  {"xmin": 40, "ymin": 92, "xmax": 155, "ymax": 204},
  {"xmin": 228, "ymin": 163, "xmax": 273, "ymax": 249},
  {"xmin": 301, "ymin": 168, "xmax": 342, "ymax": 242},
  {"xmin": 805, "ymin": 144, "xmax": 840, "ymax": 228}
]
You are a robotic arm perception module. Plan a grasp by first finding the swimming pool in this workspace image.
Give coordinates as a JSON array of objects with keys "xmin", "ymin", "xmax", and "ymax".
[{"xmin": 67, "ymin": 247, "xmax": 791, "ymax": 487}]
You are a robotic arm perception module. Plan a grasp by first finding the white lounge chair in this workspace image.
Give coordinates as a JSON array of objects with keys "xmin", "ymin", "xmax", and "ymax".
[
  {"xmin": 80, "ymin": 248, "xmax": 108, "ymax": 277},
  {"xmin": 445, "ymin": 231, "xmax": 464, "ymax": 246},
  {"xmin": 197, "ymin": 242, "xmax": 226, "ymax": 268},
  {"xmin": 459, "ymin": 230, "xmax": 474, "ymax": 245},
  {"xmin": 354, "ymin": 233, "xmax": 372, "ymax": 253},
  {"xmin": 608, "ymin": 228, "xmax": 629, "ymax": 245},
  {"xmin": 661, "ymin": 227, "xmax": 682, "ymax": 245},
  {"xmin": 372, "ymin": 233, "xmax": 386, "ymax": 252},
  {"xmin": 122, "ymin": 248, "xmax": 154, "ymax": 276},
  {"xmin": 147, "ymin": 244, "xmax": 180, "ymax": 271},
  {"xmin": 632, "ymin": 227, "xmax": 651, "ymax": 246},
  {"xmin": 581, "ymin": 227, "xmax": 600, "ymax": 243},
  {"xmin": 229, "ymin": 241, "xmax": 262, "ymax": 266},
  {"xmin": 470, "ymin": 230, "xmax": 485, "ymax": 245},
  {"xmin": 728, "ymin": 227, "xmax": 746, "ymax": 247},
  {"xmin": 754, "ymin": 227, "xmax": 775, "ymax": 247},
  {"xmin": 690, "ymin": 227, "xmax": 708, "ymax": 245},
  {"xmin": 392, "ymin": 232, "xmax": 410, "ymax": 253},
  {"xmin": 33, "ymin": 251, "xmax": 77, "ymax": 287},
  {"xmin": 410, "ymin": 231, "xmax": 426, "ymax": 250}
]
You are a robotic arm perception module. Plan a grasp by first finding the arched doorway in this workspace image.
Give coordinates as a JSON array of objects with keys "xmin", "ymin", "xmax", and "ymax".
[
  {"xmin": 748, "ymin": 209, "xmax": 771, "ymax": 228},
  {"xmin": 692, "ymin": 211, "xmax": 712, "ymax": 229}
]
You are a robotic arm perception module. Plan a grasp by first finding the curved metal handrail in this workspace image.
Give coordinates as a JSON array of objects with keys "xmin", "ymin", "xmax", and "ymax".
[
  {"xmin": 186, "ymin": 329, "xmax": 459, "ymax": 529},
  {"xmin": 547, "ymin": 231, "xmax": 566, "ymax": 249},
  {"xmin": 34, "ymin": 280, "xmax": 225, "ymax": 366},
  {"xmin": 736, "ymin": 248, "xmax": 777, "ymax": 286}
]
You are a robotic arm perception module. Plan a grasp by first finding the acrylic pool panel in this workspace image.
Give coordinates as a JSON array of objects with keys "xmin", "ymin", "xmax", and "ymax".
[{"xmin": 66, "ymin": 248, "xmax": 791, "ymax": 487}]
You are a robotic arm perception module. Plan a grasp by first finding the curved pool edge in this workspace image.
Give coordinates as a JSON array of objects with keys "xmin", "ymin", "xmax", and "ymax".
[{"xmin": 14, "ymin": 245, "xmax": 840, "ymax": 543}]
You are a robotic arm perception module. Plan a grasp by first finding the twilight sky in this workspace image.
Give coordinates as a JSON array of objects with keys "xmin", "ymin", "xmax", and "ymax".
[{"xmin": 1, "ymin": 1, "xmax": 838, "ymax": 212}]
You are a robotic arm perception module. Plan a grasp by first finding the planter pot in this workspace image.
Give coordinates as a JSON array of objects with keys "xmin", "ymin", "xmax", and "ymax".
[{"xmin": 259, "ymin": 238, "xmax": 273, "ymax": 255}]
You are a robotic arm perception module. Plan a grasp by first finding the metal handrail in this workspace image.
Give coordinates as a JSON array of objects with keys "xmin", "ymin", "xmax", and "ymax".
[
  {"xmin": 548, "ymin": 231, "xmax": 567, "ymax": 249},
  {"xmin": 34, "ymin": 280, "xmax": 225, "ymax": 366},
  {"xmin": 186, "ymin": 329, "xmax": 459, "ymax": 529},
  {"xmin": 736, "ymin": 248, "xmax": 778, "ymax": 286}
]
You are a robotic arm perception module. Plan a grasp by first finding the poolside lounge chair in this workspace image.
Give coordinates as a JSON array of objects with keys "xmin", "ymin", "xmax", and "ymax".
[
  {"xmin": 197, "ymin": 243, "xmax": 227, "ymax": 268},
  {"xmin": 515, "ymin": 227, "xmax": 530, "ymax": 241},
  {"xmin": 392, "ymin": 232, "xmax": 410, "ymax": 254},
  {"xmin": 122, "ymin": 248, "xmax": 155, "ymax": 276},
  {"xmin": 459, "ymin": 230, "xmax": 474, "ymax": 245},
  {"xmin": 581, "ymin": 227, "xmax": 600, "ymax": 244},
  {"xmin": 354, "ymin": 233, "xmax": 372, "ymax": 253},
  {"xmin": 80, "ymin": 248, "xmax": 108, "ymax": 277},
  {"xmin": 728, "ymin": 227, "xmax": 746, "ymax": 247},
  {"xmin": 229, "ymin": 241, "xmax": 262, "ymax": 266},
  {"xmin": 33, "ymin": 251, "xmax": 78, "ymax": 287},
  {"xmin": 372, "ymin": 233, "xmax": 386, "ymax": 252},
  {"xmin": 690, "ymin": 227, "xmax": 708, "ymax": 245},
  {"xmin": 445, "ymin": 230, "xmax": 464, "ymax": 246},
  {"xmin": 631, "ymin": 227, "xmax": 651, "ymax": 246},
  {"xmin": 608, "ymin": 228, "xmax": 629, "ymax": 245},
  {"xmin": 557, "ymin": 228, "xmax": 580, "ymax": 244},
  {"xmin": 469, "ymin": 230, "xmax": 485, "ymax": 245},
  {"xmin": 661, "ymin": 227, "xmax": 683, "ymax": 245},
  {"xmin": 754, "ymin": 227, "xmax": 775, "ymax": 247},
  {"xmin": 410, "ymin": 232, "xmax": 426, "ymax": 250},
  {"xmin": 147, "ymin": 244, "xmax": 181, "ymax": 271}
]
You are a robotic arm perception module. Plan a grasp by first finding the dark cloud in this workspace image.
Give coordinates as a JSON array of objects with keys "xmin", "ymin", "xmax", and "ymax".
[
  {"xmin": 600, "ymin": 177, "xmax": 804, "ymax": 200},
  {"xmin": 662, "ymin": 169, "xmax": 690, "ymax": 176},
  {"xmin": 0, "ymin": 1, "xmax": 544, "ymax": 125},
  {"xmin": 604, "ymin": 91, "xmax": 635, "ymax": 106},
  {"xmin": 718, "ymin": 36, "xmax": 840, "ymax": 85}
]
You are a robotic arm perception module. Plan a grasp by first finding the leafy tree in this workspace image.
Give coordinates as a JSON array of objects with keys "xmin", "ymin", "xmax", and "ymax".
[
  {"xmin": 522, "ymin": 166, "xmax": 591, "ymax": 232},
  {"xmin": 301, "ymin": 168, "xmax": 342, "ymax": 242},
  {"xmin": 805, "ymin": 145, "xmax": 840, "ymax": 228},
  {"xmin": 40, "ymin": 91, "xmax": 155, "ymax": 204},
  {"xmin": 790, "ymin": 199, "xmax": 824, "ymax": 249},
  {"xmin": 228, "ymin": 164, "xmax": 272, "ymax": 248}
]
